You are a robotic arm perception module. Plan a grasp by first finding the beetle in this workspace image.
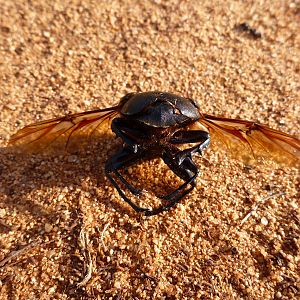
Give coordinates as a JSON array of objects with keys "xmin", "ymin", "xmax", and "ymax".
[{"xmin": 9, "ymin": 92, "xmax": 300, "ymax": 215}]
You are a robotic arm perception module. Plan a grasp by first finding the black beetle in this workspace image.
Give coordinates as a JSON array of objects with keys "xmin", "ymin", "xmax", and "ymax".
[
  {"xmin": 105, "ymin": 92, "xmax": 210, "ymax": 215},
  {"xmin": 9, "ymin": 92, "xmax": 300, "ymax": 215}
]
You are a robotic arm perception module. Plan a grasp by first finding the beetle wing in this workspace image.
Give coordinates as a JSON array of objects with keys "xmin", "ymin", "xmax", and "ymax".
[
  {"xmin": 197, "ymin": 114, "xmax": 300, "ymax": 167},
  {"xmin": 9, "ymin": 107, "xmax": 119, "ymax": 152}
]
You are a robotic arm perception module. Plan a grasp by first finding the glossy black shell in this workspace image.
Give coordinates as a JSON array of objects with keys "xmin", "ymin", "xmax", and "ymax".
[{"xmin": 120, "ymin": 92, "xmax": 201, "ymax": 128}]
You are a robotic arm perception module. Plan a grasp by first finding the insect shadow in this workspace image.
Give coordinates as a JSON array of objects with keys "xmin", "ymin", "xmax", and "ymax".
[
  {"xmin": 1, "ymin": 135, "xmax": 183, "ymax": 297},
  {"xmin": 0, "ymin": 134, "xmax": 201, "ymax": 296},
  {"xmin": 0, "ymin": 133, "xmax": 185, "ymax": 226}
]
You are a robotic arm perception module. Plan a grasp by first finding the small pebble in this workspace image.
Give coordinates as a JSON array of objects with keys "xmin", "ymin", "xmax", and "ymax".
[
  {"xmin": 45, "ymin": 223, "xmax": 53, "ymax": 233},
  {"xmin": 261, "ymin": 217, "xmax": 269, "ymax": 225}
]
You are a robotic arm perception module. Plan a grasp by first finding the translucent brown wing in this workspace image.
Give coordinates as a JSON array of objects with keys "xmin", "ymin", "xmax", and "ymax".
[
  {"xmin": 197, "ymin": 114, "xmax": 300, "ymax": 167},
  {"xmin": 9, "ymin": 106, "xmax": 120, "ymax": 152}
]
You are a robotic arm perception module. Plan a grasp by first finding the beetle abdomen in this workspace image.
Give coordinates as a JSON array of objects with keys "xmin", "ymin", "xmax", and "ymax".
[{"xmin": 120, "ymin": 92, "xmax": 200, "ymax": 128}]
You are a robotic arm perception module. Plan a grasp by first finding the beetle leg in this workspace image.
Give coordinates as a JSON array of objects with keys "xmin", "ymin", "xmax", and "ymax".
[
  {"xmin": 105, "ymin": 147, "xmax": 143, "ymax": 196},
  {"xmin": 114, "ymin": 169, "xmax": 142, "ymax": 196},
  {"xmin": 171, "ymin": 130, "xmax": 210, "ymax": 161},
  {"xmin": 144, "ymin": 185, "xmax": 194, "ymax": 216},
  {"xmin": 161, "ymin": 153, "xmax": 199, "ymax": 201},
  {"xmin": 144, "ymin": 155, "xmax": 198, "ymax": 216},
  {"xmin": 105, "ymin": 147, "xmax": 149, "ymax": 213},
  {"xmin": 111, "ymin": 118, "xmax": 146, "ymax": 153},
  {"xmin": 157, "ymin": 131, "xmax": 209, "ymax": 203},
  {"xmin": 170, "ymin": 130, "xmax": 210, "ymax": 145}
]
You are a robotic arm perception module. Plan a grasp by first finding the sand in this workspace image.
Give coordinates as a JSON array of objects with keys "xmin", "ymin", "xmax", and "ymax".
[{"xmin": 0, "ymin": 1, "xmax": 299, "ymax": 299}]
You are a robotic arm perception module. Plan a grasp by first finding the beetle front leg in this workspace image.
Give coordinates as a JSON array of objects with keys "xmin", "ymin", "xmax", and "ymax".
[
  {"xmin": 105, "ymin": 147, "xmax": 149, "ymax": 213},
  {"xmin": 144, "ymin": 155, "xmax": 199, "ymax": 216},
  {"xmin": 144, "ymin": 185, "xmax": 195, "ymax": 216},
  {"xmin": 161, "ymin": 153, "xmax": 199, "ymax": 201},
  {"xmin": 155, "ymin": 130, "xmax": 209, "ymax": 202},
  {"xmin": 111, "ymin": 118, "xmax": 146, "ymax": 153},
  {"xmin": 170, "ymin": 130, "xmax": 210, "ymax": 163},
  {"xmin": 170, "ymin": 130, "xmax": 210, "ymax": 146}
]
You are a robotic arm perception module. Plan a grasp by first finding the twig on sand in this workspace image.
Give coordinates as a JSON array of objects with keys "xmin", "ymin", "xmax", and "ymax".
[
  {"xmin": 241, "ymin": 192, "xmax": 285, "ymax": 225},
  {"xmin": 100, "ymin": 223, "xmax": 110, "ymax": 252},
  {"xmin": 77, "ymin": 228, "xmax": 93, "ymax": 287},
  {"xmin": 0, "ymin": 240, "xmax": 41, "ymax": 267}
]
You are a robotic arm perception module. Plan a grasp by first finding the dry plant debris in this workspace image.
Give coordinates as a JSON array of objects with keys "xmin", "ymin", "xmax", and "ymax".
[{"xmin": 0, "ymin": 0, "xmax": 299, "ymax": 299}]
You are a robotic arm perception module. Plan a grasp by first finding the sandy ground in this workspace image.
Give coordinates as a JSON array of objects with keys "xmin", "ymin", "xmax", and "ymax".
[{"xmin": 0, "ymin": 0, "xmax": 299, "ymax": 299}]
